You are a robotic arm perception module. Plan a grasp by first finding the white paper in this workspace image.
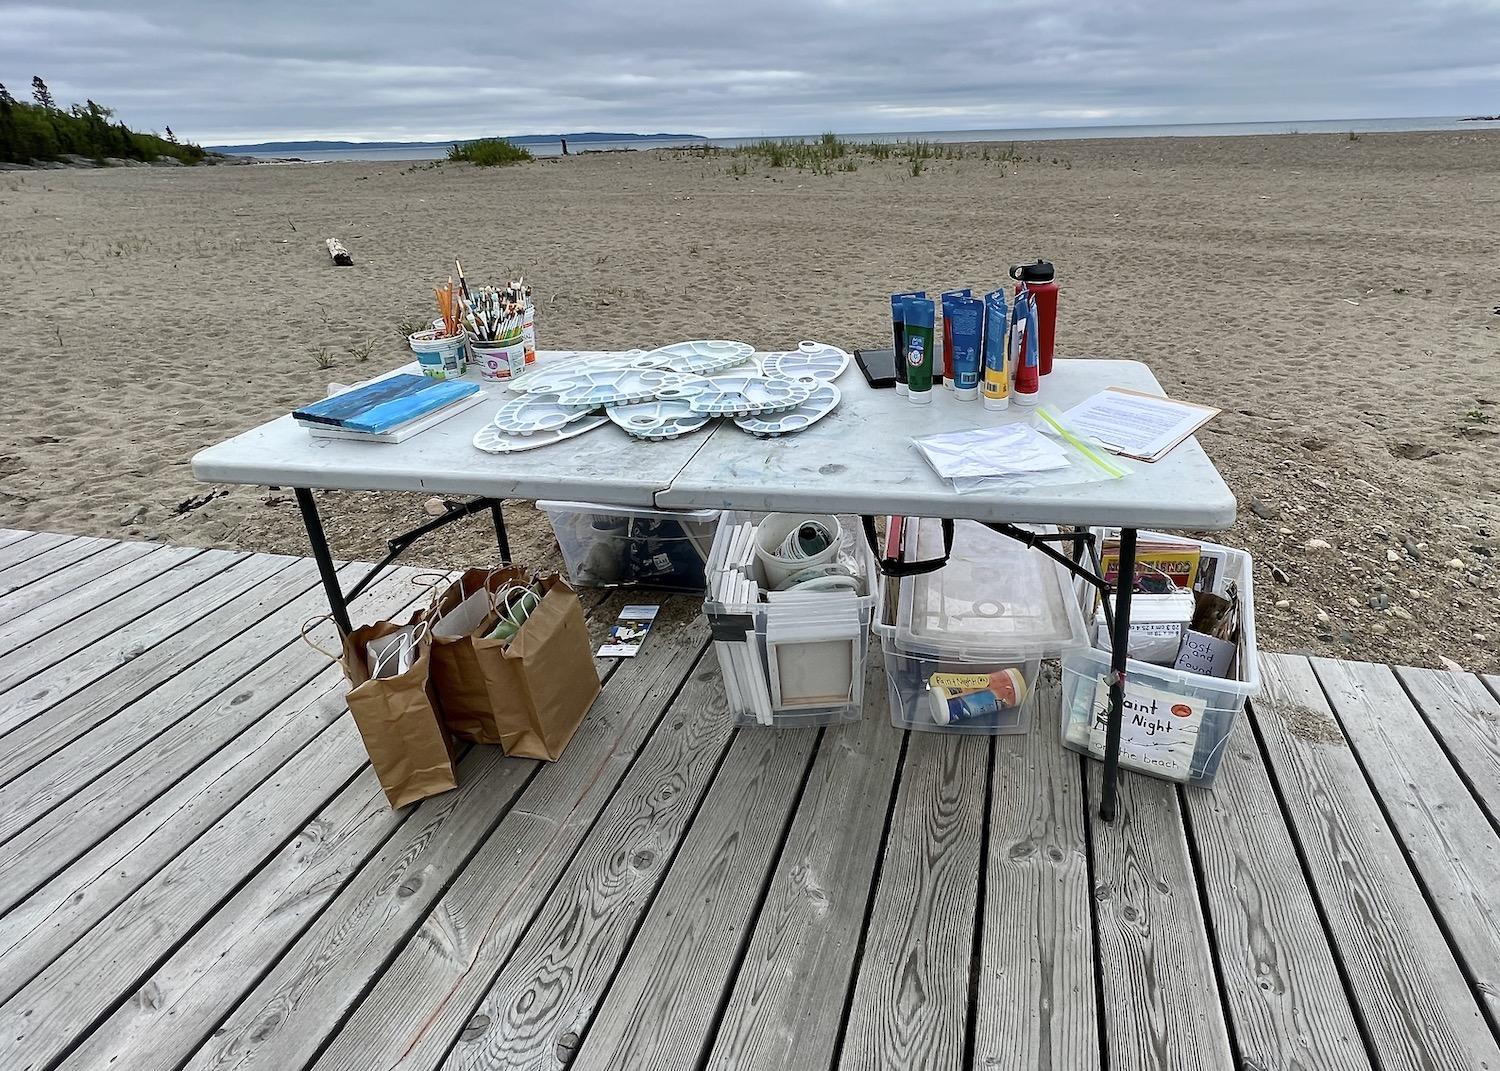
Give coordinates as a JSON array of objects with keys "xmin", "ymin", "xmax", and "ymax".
[
  {"xmin": 1060, "ymin": 389, "xmax": 1214, "ymax": 460},
  {"xmin": 913, "ymin": 424, "xmax": 1070, "ymax": 479},
  {"xmin": 1087, "ymin": 679, "xmax": 1205, "ymax": 780},
  {"xmin": 598, "ymin": 604, "xmax": 660, "ymax": 657}
]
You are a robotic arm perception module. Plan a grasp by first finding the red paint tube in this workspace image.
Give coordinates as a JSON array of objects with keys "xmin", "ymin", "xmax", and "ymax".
[{"xmin": 1011, "ymin": 288, "xmax": 1040, "ymax": 404}]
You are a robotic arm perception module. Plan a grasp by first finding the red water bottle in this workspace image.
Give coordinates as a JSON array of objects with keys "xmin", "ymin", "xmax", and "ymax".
[{"xmin": 1009, "ymin": 259, "xmax": 1057, "ymax": 375}]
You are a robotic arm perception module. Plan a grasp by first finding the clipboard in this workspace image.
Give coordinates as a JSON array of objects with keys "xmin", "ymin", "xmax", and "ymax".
[{"xmin": 1059, "ymin": 386, "xmax": 1220, "ymax": 463}]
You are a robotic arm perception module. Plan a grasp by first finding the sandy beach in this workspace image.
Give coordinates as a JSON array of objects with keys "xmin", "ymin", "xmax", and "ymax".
[{"xmin": 1, "ymin": 130, "xmax": 1496, "ymax": 670}]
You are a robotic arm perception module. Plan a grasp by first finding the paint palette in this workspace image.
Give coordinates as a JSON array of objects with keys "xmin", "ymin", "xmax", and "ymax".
[
  {"xmin": 490, "ymin": 394, "xmax": 599, "ymax": 435},
  {"xmin": 645, "ymin": 339, "xmax": 755, "ymax": 375},
  {"xmin": 759, "ymin": 341, "xmax": 851, "ymax": 383},
  {"xmin": 511, "ymin": 350, "xmax": 663, "ymax": 394},
  {"xmin": 550, "ymin": 368, "xmax": 679, "ymax": 408},
  {"xmin": 606, "ymin": 398, "xmax": 713, "ymax": 440},
  {"xmin": 656, "ymin": 373, "xmax": 813, "ymax": 417},
  {"xmin": 734, "ymin": 382, "xmax": 841, "ymax": 437},
  {"xmin": 472, "ymin": 414, "xmax": 609, "ymax": 453}
]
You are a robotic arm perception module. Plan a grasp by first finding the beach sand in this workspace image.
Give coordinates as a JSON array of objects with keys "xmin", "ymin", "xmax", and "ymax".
[{"xmin": 1, "ymin": 130, "xmax": 1496, "ymax": 671}]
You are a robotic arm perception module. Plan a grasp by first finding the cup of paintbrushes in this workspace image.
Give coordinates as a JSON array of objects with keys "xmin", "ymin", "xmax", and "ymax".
[
  {"xmin": 467, "ymin": 329, "xmax": 526, "ymax": 381},
  {"xmin": 409, "ymin": 328, "xmax": 468, "ymax": 380}
]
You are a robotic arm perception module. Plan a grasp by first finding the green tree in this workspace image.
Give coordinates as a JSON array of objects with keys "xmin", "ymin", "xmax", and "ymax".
[
  {"xmin": 165, "ymin": 125, "xmax": 177, "ymax": 143},
  {"xmin": 31, "ymin": 76, "xmax": 55, "ymax": 109},
  {"xmin": 0, "ymin": 83, "xmax": 14, "ymax": 106}
]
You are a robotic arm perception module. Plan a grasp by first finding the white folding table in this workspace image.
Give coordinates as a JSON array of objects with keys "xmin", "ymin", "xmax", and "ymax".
[{"xmin": 192, "ymin": 352, "xmax": 1237, "ymax": 819}]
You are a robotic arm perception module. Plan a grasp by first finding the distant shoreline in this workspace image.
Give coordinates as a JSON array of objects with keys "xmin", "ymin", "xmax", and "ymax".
[{"xmin": 206, "ymin": 116, "xmax": 1493, "ymax": 162}]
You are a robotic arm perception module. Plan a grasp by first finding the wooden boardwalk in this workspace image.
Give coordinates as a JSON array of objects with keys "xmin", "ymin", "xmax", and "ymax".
[{"xmin": 0, "ymin": 527, "xmax": 1497, "ymax": 1071}]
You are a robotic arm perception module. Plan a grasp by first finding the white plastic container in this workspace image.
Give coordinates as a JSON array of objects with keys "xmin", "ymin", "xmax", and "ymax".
[
  {"xmin": 1060, "ymin": 534, "xmax": 1259, "ymax": 786},
  {"xmin": 873, "ymin": 519, "xmax": 1090, "ymax": 734},
  {"xmin": 705, "ymin": 512, "xmax": 877, "ymax": 728},
  {"xmin": 539, "ymin": 501, "xmax": 720, "ymax": 594}
]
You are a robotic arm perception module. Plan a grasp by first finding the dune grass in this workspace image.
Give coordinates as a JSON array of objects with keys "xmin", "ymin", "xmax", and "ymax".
[{"xmin": 447, "ymin": 138, "xmax": 533, "ymax": 166}]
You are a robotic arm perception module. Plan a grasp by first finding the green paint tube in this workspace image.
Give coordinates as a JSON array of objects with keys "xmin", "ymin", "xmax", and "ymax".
[{"xmin": 903, "ymin": 296, "xmax": 935, "ymax": 405}]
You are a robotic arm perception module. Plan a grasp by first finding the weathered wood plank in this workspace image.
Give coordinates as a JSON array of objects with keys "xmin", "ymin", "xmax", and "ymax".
[
  {"xmin": 0, "ymin": 545, "xmax": 227, "ymax": 684},
  {"xmin": 570, "ymin": 728, "xmax": 819, "ymax": 1071},
  {"xmin": 0, "ymin": 551, "xmax": 295, "ymax": 740},
  {"xmin": 1393, "ymin": 665, "xmax": 1500, "ymax": 816},
  {"xmin": 1181, "ymin": 701, "xmax": 1370, "ymax": 1070},
  {"xmin": 0, "ymin": 535, "xmax": 111, "ymax": 597},
  {"xmin": 0, "ymin": 540, "xmax": 156, "ymax": 628},
  {"xmin": 0, "ymin": 558, "xmax": 322, "ymax": 785},
  {"xmin": 0, "ymin": 529, "xmax": 32, "ymax": 550},
  {"xmin": 837, "ymin": 731, "xmax": 987, "ymax": 1071},
  {"xmin": 436, "ymin": 651, "xmax": 736, "ymax": 1071},
  {"xmin": 0, "ymin": 543, "xmax": 201, "ymax": 656},
  {"xmin": 1311, "ymin": 657, "xmax": 1500, "ymax": 1026},
  {"xmin": 0, "ymin": 568, "xmax": 425, "ymax": 937},
  {"xmin": 704, "ymin": 659, "xmax": 902, "ymax": 1071},
  {"xmin": 0, "ymin": 531, "xmax": 72, "ymax": 573},
  {"xmin": 973, "ymin": 671, "xmax": 1100, "ymax": 1071},
  {"xmin": 1087, "ymin": 762, "xmax": 1233, "ymax": 1071},
  {"xmin": 55, "ymin": 753, "xmax": 512, "ymax": 1071},
  {"xmin": 186, "ymin": 599, "xmax": 701, "ymax": 1071},
  {"xmin": 1252, "ymin": 653, "xmax": 1500, "ymax": 1070},
  {"xmin": 0, "ymin": 712, "xmax": 372, "ymax": 1070}
]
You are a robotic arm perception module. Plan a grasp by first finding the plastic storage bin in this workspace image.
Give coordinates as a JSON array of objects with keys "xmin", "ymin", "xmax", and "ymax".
[
  {"xmin": 539, "ymin": 501, "xmax": 720, "ymax": 594},
  {"xmin": 873, "ymin": 519, "xmax": 1090, "ymax": 735},
  {"xmin": 704, "ymin": 512, "xmax": 878, "ymax": 728},
  {"xmin": 1060, "ymin": 534, "xmax": 1259, "ymax": 786}
]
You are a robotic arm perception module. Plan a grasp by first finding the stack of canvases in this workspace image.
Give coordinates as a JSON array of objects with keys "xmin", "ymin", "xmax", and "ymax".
[{"xmin": 320, "ymin": 567, "xmax": 600, "ymax": 807}]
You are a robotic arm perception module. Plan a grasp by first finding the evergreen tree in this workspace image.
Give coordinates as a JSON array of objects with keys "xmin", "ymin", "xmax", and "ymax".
[
  {"xmin": 0, "ymin": 83, "xmax": 14, "ymax": 106},
  {"xmin": 31, "ymin": 76, "xmax": 55, "ymax": 110},
  {"xmin": 165, "ymin": 125, "xmax": 177, "ymax": 144}
]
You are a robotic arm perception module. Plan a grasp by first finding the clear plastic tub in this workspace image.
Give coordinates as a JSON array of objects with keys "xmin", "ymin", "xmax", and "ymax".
[
  {"xmin": 704, "ymin": 512, "xmax": 877, "ymax": 728},
  {"xmin": 539, "ymin": 501, "xmax": 720, "ymax": 594},
  {"xmin": 873, "ymin": 519, "xmax": 1090, "ymax": 734},
  {"xmin": 1060, "ymin": 534, "xmax": 1259, "ymax": 786}
]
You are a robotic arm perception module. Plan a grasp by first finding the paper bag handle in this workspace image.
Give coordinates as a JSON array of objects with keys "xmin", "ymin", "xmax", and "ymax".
[{"xmin": 299, "ymin": 615, "xmax": 342, "ymax": 660}]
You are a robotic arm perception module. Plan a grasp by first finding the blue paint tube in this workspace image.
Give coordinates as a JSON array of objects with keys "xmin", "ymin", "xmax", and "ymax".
[
  {"xmin": 981, "ymin": 288, "xmax": 1010, "ymax": 411},
  {"xmin": 1012, "ymin": 288, "xmax": 1041, "ymax": 404},
  {"xmin": 938, "ymin": 288, "xmax": 971, "ymax": 390},
  {"xmin": 890, "ymin": 290, "xmax": 925, "ymax": 396},
  {"xmin": 947, "ymin": 296, "xmax": 984, "ymax": 400}
]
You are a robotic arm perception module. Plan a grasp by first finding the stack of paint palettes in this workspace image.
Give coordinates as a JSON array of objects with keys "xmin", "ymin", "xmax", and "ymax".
[{"xmin": 889, "ymin": 261, "xmax": 1058, "ymax": 409}]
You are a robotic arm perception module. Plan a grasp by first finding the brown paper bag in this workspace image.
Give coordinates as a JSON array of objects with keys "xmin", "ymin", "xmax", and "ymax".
[
  {"xmin": 425, "ymin": 567, "xmax": 530, "ymax": 745},
  {"xmin": 481, "ymin": 574, "xmax": 601, "ymax": 760},
  {"xmin": 338, "ymin": 619, "xmax": 459, "ymax": 808}
]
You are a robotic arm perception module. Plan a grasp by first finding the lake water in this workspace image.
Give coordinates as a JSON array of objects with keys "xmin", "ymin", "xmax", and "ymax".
[{"xmin": 227, "ymin": 117, "xmax": 1495, "ymax": 162}]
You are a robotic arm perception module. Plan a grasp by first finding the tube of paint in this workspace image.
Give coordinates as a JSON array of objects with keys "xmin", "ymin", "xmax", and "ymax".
[
  {"xmin": 902, "ymin": 296, "xmax": 935, "ymax": 405},
  {"xmin": 1011, "ymin": 289, "xmax": 1041, "ymax": 405},
  {"xmin": 938, "ymin": 288, "xmax": 971, "ymax": 390},
  {"xmin": 981, "ymin": 288, "xmax": 1010, "ymax": 411},
  {"xmin": 890, "ymin": 291, "xmax": 925, "ymax": 396},
  {"xmin": 926, "ymin": 668, "xmax": 1028, "ymax": 725},
  {"xmin": 947, "ymin": 295, "xmax": 983, "ymax": 399}
]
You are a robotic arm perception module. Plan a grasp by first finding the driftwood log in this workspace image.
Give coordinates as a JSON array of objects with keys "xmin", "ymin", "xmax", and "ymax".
[{"xmin": 326, "ymin": 237, "xmax": 353, "ymax": 266}]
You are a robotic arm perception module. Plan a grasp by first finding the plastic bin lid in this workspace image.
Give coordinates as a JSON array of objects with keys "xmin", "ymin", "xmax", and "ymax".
[
  {"xmin": 537, "ymin": 500, "xmax": 721, "ymax": 521},
  {"xmin": 894, "ymin": 519, "xmax": 1089, "ymax": 661}
]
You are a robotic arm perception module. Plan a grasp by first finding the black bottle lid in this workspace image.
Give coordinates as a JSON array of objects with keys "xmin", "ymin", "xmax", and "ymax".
[{"xmin": 1008, "ymin": 259, "xmax": 1055, "ymax": 283}]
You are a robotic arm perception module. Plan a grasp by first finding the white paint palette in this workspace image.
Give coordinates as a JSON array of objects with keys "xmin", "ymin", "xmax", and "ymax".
[
  {"xmin": 550, "ymin": 368, "xmax": 679, "ymax": 408},
  {"xmin": 759, "ymin": 341, "xmax": 851, "ymax": 383},
  {"xmin": 472, "ymin": 414, "xmax": 609, "ymax": 453},
  {"xmin": 645, "ymin": 339, "xmax": 755, "ymax": 375},
  {"xmin": 656, "ymin": 373, "xmax": 812, "ymax": 417},
  {"xmin": 606, "ymin": 398, "xmax": 713, "ymax": 440},
  {"xmin": 490, "ymin": 394, "xmax": 599, "ymax": 435},
  {"xmin": 511, "ymin": 351, "xmax": 662, "ymax": 395},
  {"xmin": 734, "ymin": 382, "xmax": 841, "ymax": 437}
]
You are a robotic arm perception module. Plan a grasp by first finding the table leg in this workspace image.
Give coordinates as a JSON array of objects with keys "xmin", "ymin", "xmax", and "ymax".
[
  {"xmin": 294, "ymin": 487, "xmax": 352, "ymax": 636},
  {"xmin": 1098, "ymin": 526, "xmax": 1137, "ymax": 822},
  {"xmin": 490, "ymin": 501, "xmax": 511, "ymax": 563}
]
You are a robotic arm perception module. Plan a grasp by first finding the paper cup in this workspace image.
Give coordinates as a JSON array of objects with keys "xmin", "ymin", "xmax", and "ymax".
[
  {"xmin": 468, "ymin": 335, "xmax": 527, "ymax": 381},
  {"xmin": 409, "ymin": 329, "xmax": 467, "ymax": 379},
  {"xmin": 753, "ymin": 513, "xmax": 842, "ymax": 588}
]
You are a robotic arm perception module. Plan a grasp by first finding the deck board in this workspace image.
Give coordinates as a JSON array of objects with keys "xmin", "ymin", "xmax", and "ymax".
[{"xmin": 1, "ymin": 531, "xmax": 1499, "ymax": 1071}]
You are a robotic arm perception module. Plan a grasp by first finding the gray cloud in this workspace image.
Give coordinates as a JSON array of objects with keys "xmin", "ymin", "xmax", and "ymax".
[{"xmin": 1, "ymin": 0, "xmax": 1497, "ymax": 142}]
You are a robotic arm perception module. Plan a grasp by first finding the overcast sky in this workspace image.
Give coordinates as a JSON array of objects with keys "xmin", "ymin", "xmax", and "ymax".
[{"xmin": 2, "ymin": 1, "xmax": 1497, "ymax": 143}]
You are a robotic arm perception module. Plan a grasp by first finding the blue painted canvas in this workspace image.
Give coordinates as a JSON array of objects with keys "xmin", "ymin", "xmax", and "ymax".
[{"xmin": 294, "ymin": 374, "xmax": 480, "ymax": 434}]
